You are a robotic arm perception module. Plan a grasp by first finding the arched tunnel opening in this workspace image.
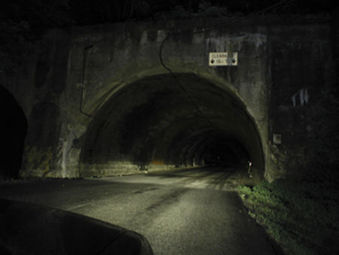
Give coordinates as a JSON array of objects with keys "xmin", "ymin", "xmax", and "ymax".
[
  {"xmin": 0, "ymin": 85, "xmax": 27, "ymax": 179},
  {"xmin": 80, "ymin": 73, "xmax": 264, "ymax": 179}
]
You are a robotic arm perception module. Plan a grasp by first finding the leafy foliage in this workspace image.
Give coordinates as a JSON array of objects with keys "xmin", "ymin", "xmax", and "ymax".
[
  {"xmin": 1, "ymin": 1, "xmax": 335, "ymax": 28},
  {"xmin": 1, "ymin": 0, "xmax": 71, "ymax": 29},
  {"xmin": 238, "ymin": 180, "xmax": 339, "ymax": 255}
]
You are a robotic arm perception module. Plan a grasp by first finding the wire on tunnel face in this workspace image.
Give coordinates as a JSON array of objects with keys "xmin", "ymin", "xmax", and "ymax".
[
  {"xmin": 158, "ymin": 0, "xmax": 297, "ymax": 128},
  {"xmin": 158, "ymin": 0, "xmax": 295, "ymax": 170},
  {"xmin": 159, "ymin": 36, "xmax": 215, "ymax": 130}
]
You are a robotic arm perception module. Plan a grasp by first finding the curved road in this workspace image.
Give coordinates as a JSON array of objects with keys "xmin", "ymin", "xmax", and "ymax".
[{"xmin": 0, "ymin": 168, "xmax": 283, "ymax": 255}]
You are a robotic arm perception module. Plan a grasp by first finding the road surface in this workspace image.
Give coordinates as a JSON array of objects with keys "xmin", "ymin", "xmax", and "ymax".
[{"xmin": 0, "ymin": 167, "xmax": 283, "ymax": 255}]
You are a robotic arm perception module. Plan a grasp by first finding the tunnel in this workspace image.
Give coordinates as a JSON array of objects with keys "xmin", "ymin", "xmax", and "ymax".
[
  {"xmin": 0, "ymin": 85, "xmax": 27, "ymax": 179},
  {"xmin": 80, "ymin": 73, "xmax": 264, "ymax": 178}
]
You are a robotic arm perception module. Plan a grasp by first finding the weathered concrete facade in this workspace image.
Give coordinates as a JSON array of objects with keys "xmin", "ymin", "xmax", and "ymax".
[{"xmin": 1, "ymin": 15, "xmax": 335, "ymax": 181}]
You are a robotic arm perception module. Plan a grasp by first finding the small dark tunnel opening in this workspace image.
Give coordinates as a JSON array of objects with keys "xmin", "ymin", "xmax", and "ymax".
[
  {"xmin": 80, "ymin": 73, "xmax": 264, "ymax": 179},
  {"xmin": 0, "ymin": 85, "xmax": 28, "ymax": 179},
  {"xmin": 189, "ymin": 133, "xmax": 250, "ymax": 168}
]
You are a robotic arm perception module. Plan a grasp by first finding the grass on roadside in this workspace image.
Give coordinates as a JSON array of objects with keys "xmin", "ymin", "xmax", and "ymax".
[{"xmin": 237, "ymin": 179, "xmax": 339, "ymax": 255}]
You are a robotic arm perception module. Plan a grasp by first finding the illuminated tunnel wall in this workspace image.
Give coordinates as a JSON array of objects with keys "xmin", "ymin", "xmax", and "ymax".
[{"xmin": 80, "ymin": 73, "xmax": 264, "ymax": 177}]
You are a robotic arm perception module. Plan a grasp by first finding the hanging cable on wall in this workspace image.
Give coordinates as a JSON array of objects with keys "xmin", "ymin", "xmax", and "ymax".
[
  {"xmin": 158, "ymin": 0, "xmax": 296, "ymax": 128},
  {"xmin": 79, "ymin": 44, "xmax": 94, "ymax": 118}
]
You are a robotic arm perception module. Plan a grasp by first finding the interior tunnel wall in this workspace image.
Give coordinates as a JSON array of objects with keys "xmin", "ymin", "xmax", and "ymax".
[{"xmin": 79, "ymin": 73, "xmax": 266, "ymax": 178}]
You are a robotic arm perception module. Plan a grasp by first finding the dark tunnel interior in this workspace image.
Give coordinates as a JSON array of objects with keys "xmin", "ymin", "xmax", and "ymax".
[
  {"xmin": 80, "ymin": 73, "xmax": 264, "ymax": 177},
  {"xmin": 0, "ymin": 85, "xmax": 27, "ymax": 179}
]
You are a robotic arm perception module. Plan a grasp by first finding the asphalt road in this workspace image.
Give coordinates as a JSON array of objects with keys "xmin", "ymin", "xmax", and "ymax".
[{"xmin": 0, "ymin": 167, "xmax": 283, "ymax": 255}]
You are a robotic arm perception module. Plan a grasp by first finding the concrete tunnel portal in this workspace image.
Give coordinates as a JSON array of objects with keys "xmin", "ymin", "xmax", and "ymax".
[{"xmin": 80, "ymin": 73, "xmax": 264, "ymax": 178}]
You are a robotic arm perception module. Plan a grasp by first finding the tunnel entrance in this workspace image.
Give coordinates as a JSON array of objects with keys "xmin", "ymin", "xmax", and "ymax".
[
  {"xmin": 0, "ymin": 85, "xmax": 27, "ymax": 179},
  {"xmin": 80, "ymin": 73, "xmax": 264, "ymax": 178}
]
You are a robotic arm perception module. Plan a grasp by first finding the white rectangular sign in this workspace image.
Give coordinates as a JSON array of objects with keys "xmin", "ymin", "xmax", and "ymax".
[{"xmin": 209, "ymin": 52, "xmax": 238, "ymax": 66}]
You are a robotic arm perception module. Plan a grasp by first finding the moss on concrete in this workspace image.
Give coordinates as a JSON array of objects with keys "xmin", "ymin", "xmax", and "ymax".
[{"xmin": 23, "ymin": 146, "xmax": 53, "ymax": 177}]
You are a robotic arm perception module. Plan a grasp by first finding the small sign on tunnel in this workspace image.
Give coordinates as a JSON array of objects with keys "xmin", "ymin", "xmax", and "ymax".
[{"xmin": 209, "ymin": 52, "xmax": 238, "ymax": 66}]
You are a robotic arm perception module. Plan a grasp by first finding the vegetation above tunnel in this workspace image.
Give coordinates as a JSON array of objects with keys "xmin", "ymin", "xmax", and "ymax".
[
  {"xmin": 0, "ymin": 1, "xmax": 335, "ymax": 75},
  {"xmin": 2, "ymin": 1, "xmax": 335, "ymax": 28}
]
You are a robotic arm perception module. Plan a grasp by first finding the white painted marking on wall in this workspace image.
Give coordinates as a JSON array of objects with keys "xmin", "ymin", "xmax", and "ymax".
[
  {"xmin": 292, "ymin": 95, "xmax": 296, "ymax": 107},
  {"xmin": 291, "ymin": 88, "xmax": 309, "ymax": 107},
  {"xmin": 304, "ymin": 89, "xmax": 309, "ymax": 104},
  {"xmin": 300, "ymin": 89, "xmax": 304, "ymax": 106}
]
